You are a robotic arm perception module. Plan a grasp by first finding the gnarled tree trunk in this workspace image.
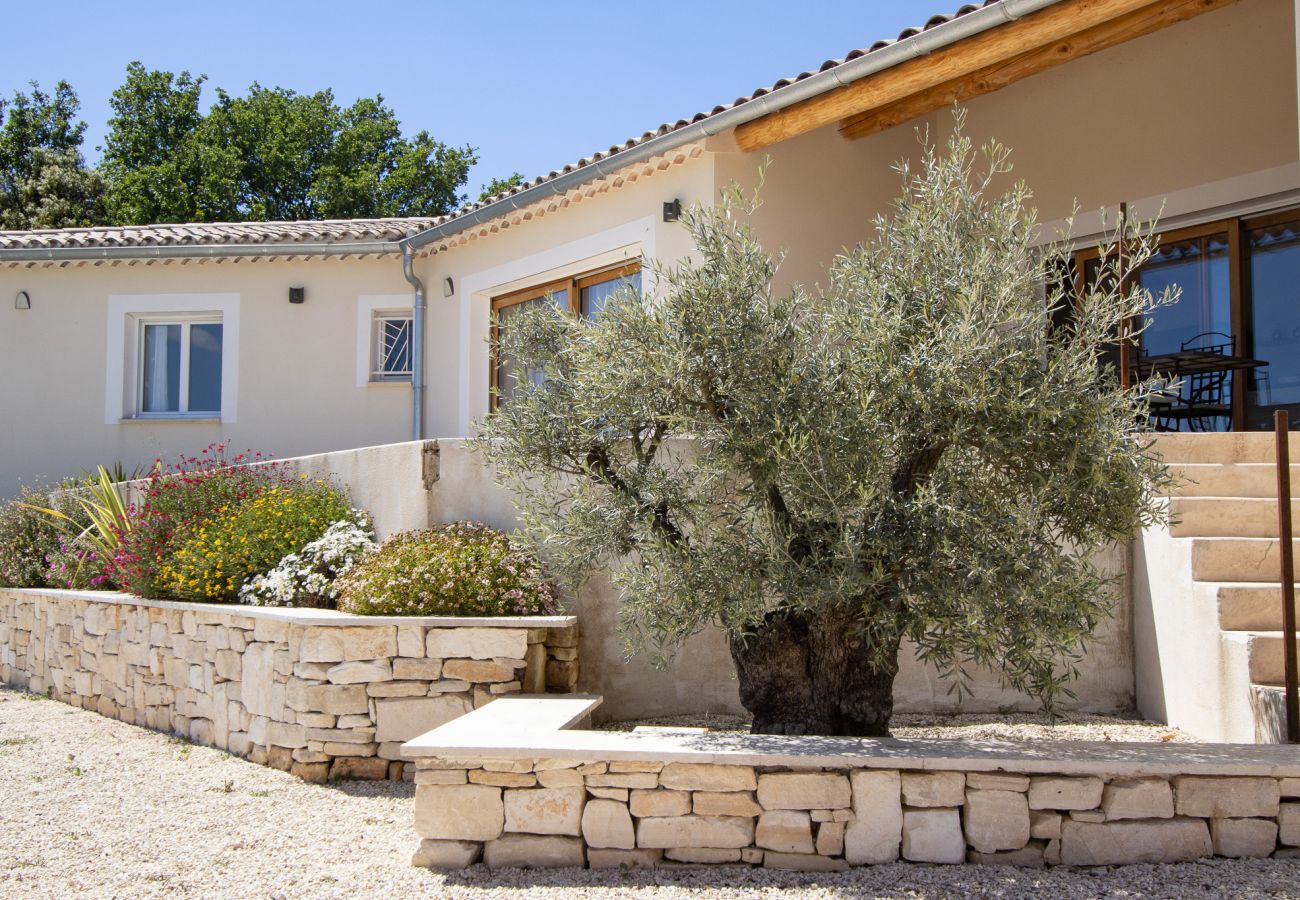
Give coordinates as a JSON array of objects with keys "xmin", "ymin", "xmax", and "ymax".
[{"xmin": 728, "ymin": 604, "xmax": 901, "ymax": 736}]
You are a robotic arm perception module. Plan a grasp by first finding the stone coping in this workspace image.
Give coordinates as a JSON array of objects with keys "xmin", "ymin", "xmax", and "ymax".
[
  {"xmin": 3, "ymin": 588, "xmax": 577, "ymax": 630},
  {"xmin": 402, "ymin": 696, "xmax": 1300, "ymax": 779}
]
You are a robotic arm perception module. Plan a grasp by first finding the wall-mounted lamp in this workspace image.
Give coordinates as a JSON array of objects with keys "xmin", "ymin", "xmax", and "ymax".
[
  {"xmin": 288, "ymin": 286, "xmax": 305, "ymax": 304},
  {"xmin": 442, "ymin": 276, "xmax": 455, "ymax": 298},
  {"xmin": 14, "ymin": 290, "xmax": 31, "ymax": 310},
  {"xmin": 663, "ymin": 199, "xmax": 682, "ymax": 223}
]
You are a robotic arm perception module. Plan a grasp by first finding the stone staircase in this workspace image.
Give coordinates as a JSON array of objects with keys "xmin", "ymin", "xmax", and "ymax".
[{"xmin": 1134, "ymin": 433, "xmax": 1299, "ymax": 743}]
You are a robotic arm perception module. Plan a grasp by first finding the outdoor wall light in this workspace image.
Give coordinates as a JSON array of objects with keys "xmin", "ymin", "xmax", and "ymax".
[
  {"xmin": 14, "ymin": 290, "xmax": 31, "ymax": 310},
  {"xmin": 442, "ymin": 276, "xmax": 455, "ymax": 298},
  {"xmin": 288, "ymin": 286, "xmax": 305, "ymax": 304},
  {"xmin": 663, "ymin": 199, "xmax": 682, "ymax": 223}
]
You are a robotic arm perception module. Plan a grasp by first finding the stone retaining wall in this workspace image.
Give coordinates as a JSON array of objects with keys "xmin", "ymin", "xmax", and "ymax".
[
  {"xmin": 0, "ymin": 588, "xmax": 578, "ymax": 781},
  {"xmin": 402, "ymin": 696, "xmax": 1300, "ymax": 870}
]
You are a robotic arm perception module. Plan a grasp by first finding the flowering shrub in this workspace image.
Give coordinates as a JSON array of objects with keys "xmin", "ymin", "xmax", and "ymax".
[
  {"xmin": 0, "ymin": 484, "xmax": 88, "ymax": 588},
  {"xmin": 337, "ymin": 522, "xmax": 559, "ymax": 617},
  {"xmin": 45, "ymin": 538, "xmax": 113, "ymax": 590},
  {"xmin": 240, "ymin": 518, "xmax": 376, "ymax": 609},
  {"xmin": 161, "ymin": 481, "xmax": 360, "ymax": 603},
  {"xmin": 116, "ymin": 445, "xmax": 297, "ymax": 598}
]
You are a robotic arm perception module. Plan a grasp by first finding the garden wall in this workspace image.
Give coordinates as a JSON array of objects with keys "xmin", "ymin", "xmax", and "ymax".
[
  {"xmin": 402, "ymin": 697, "xmax": 1300, "ymax": 870},
  {"xmin": 0, "ymin": 587, "xmax": 577, "ymax": 781},
  {"xmin": 278, "ymin": 439, "xmax": 1135, "ymax": 722}
]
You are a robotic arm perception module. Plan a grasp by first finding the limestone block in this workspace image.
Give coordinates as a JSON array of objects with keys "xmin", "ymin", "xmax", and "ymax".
[
  {"xmin": 762, "ymin": 852, "xmax": 849, "ymax": 872},
  {"xmin": 393, "ymin": 658, "xmax": 442, "ymax": 680},
  {"xmin": 415, "ymin": 784, "xmax": 505, "ymax": 841},
  {"xmin": 587, "ymin": 848, "xmax": 662, "ymax": 869},
  {"xmin": 305, "ymin": 727, "xmax": 375, "ymax": 744},
  {"xmin": 536, "ymin": 768, "xmax": 583, "ymax": 788},
  {"xmin": 582, "ymin": 798, "xmax": 636, "ymax": 849},
  {"xmin": 1028, "ymin": 776, "xmax": 1103, "ymax": 811},
  {"xmin": 523, "ymin": 642, "xmax": 546, "ymax": 693},
  {"xmin": 336, "ymin": 714, "xmax": 372, "ymax": 729},
  {"xmin": 417, "ymin": 769, "xmax": 469, "ymax": 785},
  {"xmin": 267, "ymin": 746, "xmax": 294, "ymax": 771},
  {"xmin": 298, "ymin": 626, "xmax": 396, "ymax": 663},
  {"xmin": 329, "ymin": 757, "xmax": 389, "ymax": 780},
  {"xmin": 292, "ymin": 748, "xmax": 331, "ymax": 763},
  {"xmin": 963, "ymin": 790, "xmax": 1030, "ymax": 853},
  {"xmin": 585, "ymin": 773, "xmax": 658, "ymax": 789},
  {"xmin": 967, "ymin": 843, "xmax": 1046, "ymax": 866},
  {"xmin": 240, "ymin": 644, "xmax": 284, "ymax": 719},
  {"xmin": 427, "ymin": 680, "xmax": 473, "ymax": 694},
  {"xmin": 322, "ymin": 741, "xmax": 378, "ymax": 757},
  {"xmin": 1211, "ymin": 817, "xmax": 1279, "ymax": 858},
  {"xmin": 504, "ymin": 787, "xmax": 585, "ymax": 835},
  {"xmin": 1030, "ymin": 810, "xmax": 1062, "ymax": 840},
  {"xmin": 1280, "ymin": 778, "xmax": 1300, "ymax": 799},
  {"xmin": 609, "ymin": 761, "xmax": 663, "ymax": 773},
  {"xmin": 844, "ymin": 770, "xmax": 902, "ymax": 865},
  {"xmin": 469, "ymin": 771, "xmax": 537, "ymax": 788},
  {"xmin": 1060, "ymin": 817, "xmax": 1212, "ymax": 865},
  {"xmin": 484, "ymin": 834, "xmax": 585, "ymax": 869},
  {"xmin": 588, "ymin": 787, "xmax": 629, "ymax": 801},
  {"xmin": 636, "ymin": 816, "xmax": 756, "ymax": 849},
  {"xmin": 693, "ymin": 792, "xmax": 762, "ymax": 817},
  {"xmin": 901, "ymin": 808, "xmax": 964, "ymax": 864},
  {"xmin": 397, "ymin": 625, "xmax": 425, "ymax": 658},
  {"xmin": 483, "ymin": 759, "xmax": 535, "ymax": 773},
  {"xmin": 816, "ymin": 821, "xmax": 846, "ymax": 856},
  {"xmin": 426, "ymin": 627, "xmax": 527, "ymax": 661},
  {"xmin": 664, "ymin": 848, "xmax": 742, "ymax": 864},
  {"xmin": 411, "ymin": 838, "xmax": 481, "ymax": 869},
  {"xmin": 252, "ymin": 618, "xmax": 289, "ymax": 644},
  {"xmin": 630, "ymin": 790, "xmax": 691, "ymax": 818},
  {"xmin": 291, "ymin": 762, "xmax": 330, "ymax": 784},
  {"xmin": 1070, "ymin": 809, "xmax": 1106, "ymax": 823},
  {"xmin": 756, "ymin": 773, "xmax": 851, "ymax": 811},
  {"xmin": 306, "ymin": 684, "xmax": 370, "ymax": 715},
  {"xmin": 967, "ymin": 773, "xmax": 1030, "ymax": 792},
  {"xmin": 658, "ymin": 763, "xmax": 756, "ymax": 793},
  {"xmin": 374, "ymin": 694, "xmax": 472, "ymax": 743},
  {"xmin": 1279, "ymin": 803, "xmax": 1300, "ymax": 846},
  {"xmin": 293, "ymin": 661, "xmax": 332, "ymax": 680},
  {"xmin": 756, "ymin": 810, "xmax": 815, "ymax": 854},
  {"xmin": 367, "ymin": 682, "xmax": 430, "ymax": 698},
  {"xmin": 1102, "ymin": 778, "xmax": 1174, "ymax": 821},
  {"xmin": 902, "ymin": 772, "xmax": 965, "ymax": 808},
  {"xmin": 265, "ymin": 722, "xmax": 307, "ymax": 749},
  {"xmin": 441, "ymin": 658, "xmax": 518, "ymax": 684},
  {"xmin": 1173, "ymin": 776, "xmax": 1280, "ymax": 819},
  {"xmin": 326, "ymin": 660, "xmax": 393, "ymax": 684}
]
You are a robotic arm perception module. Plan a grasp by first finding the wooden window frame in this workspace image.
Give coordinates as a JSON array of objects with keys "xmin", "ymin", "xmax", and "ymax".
[{"xmin": 489, "ymin": 261, "xmax": 641, "ymax": 410}]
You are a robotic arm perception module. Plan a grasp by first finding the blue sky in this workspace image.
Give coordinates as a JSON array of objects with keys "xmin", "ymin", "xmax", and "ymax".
[{"xmin": 2, "ymin": 1, "xmax": 951, "ymax": 202}]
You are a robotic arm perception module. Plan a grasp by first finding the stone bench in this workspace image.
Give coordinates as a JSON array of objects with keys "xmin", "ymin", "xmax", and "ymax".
[{"xmin": 401, "ymin": 695, "xmax": 1300, "ymax": 869}]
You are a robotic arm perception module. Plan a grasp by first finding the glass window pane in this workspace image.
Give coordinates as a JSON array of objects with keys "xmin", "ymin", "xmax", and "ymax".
[
  {"xmin": 1137, "ymin": 234, "xmax": 1231, "ymax": 354},
  {"xmin": 188, "ymin": 323, "xmax": 223, "ymax": 413},
  {"xmin": 142, "ymin": 323, "xmax": 181, "ymax": 413},
  {"xmin": 378, "ymin": 317, "xmax": 411, "ymax": 376},
  {"xmin": 494, "ymin": 293, "xmax": 562, "ymax": 405},
  {"xmin": 1245, "ymin": 217, "xmax": 1300, "ymax": 422},
  {"xmin": 581, "ymin": 271, "xmax": 640, "ymax": 319}
]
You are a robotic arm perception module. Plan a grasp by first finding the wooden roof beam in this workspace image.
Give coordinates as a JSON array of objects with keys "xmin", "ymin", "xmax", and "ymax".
[
  {"xmin": 839, "ymin": 0, "xmax": 1236, "ymax": 141},
  {"xmin": 733, "ymin": 0, "xmax": 1217, "ymax": 152}
]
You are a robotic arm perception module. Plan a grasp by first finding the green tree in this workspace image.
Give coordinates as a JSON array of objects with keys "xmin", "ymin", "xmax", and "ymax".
[
  {"xmin": 100, "ymin": 62, "xmax": 208, "ymax": 224},
  {"xmin": 478, "ymin": 172, "xmax": 525, "ymax": 202},
  {"xmin": 476, "ymin": 123, "xmax": 1172, "ymax": 736},
  {"xmin": 0, "ymin": 81, "xmax": 105, "ymax": 229}
]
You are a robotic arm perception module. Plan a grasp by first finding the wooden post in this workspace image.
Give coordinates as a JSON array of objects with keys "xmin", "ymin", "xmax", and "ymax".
[
  {"xmin": 1277, "ymin": 409, "xmax": 1299, "ymax": 743},
  {"xmin": 1118, "ymin": 202, "xmax": 1131, "ymax": 390}
]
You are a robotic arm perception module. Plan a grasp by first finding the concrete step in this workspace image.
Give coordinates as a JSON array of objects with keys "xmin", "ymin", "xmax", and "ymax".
[
  {"xmin": 1191, "ymin": 537, "xmax": 1300, "ymax": 582},
  {"xmin": 1213, "ymin": 583, "xmax": 1300, "ymax": 631},
  {"xmin": 1168, "ymin": 497, "xmax": 1300, "ymax": 537},
  {"xmin": 1167, "ymin": 464, "xmax": 1300, "ymax": 498},
  {"xmin": 1150, "ymin": 432, "xmax": 1300, "ymax": 465},
  {"xmin": 1236, "ymin": 631, "xmax": 1300, "ymax": 686}
]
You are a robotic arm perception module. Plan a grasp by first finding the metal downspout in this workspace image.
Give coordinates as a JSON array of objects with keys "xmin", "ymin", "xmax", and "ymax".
[{"xmin": 400, "ymin": 242, "xmax": 426, "ymax": 441}]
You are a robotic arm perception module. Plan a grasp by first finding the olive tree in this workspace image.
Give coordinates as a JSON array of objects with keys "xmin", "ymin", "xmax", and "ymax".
[{"xmin": 475, "ymin": 123, "xmax": 1170, "ymax": 736}]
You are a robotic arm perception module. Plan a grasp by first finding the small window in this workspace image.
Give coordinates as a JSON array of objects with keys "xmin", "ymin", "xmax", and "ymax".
[
  {"xmin": 371, "ymin": 312, "xmax": 413, "ymax": 381},
  {"xmin": 138, "ymin": 318, "xmax": 223, "ymax": 416}
]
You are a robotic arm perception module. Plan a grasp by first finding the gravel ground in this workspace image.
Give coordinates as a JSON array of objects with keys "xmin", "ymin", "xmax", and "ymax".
[
  {"xmin": 599, "ymin": 712, "xmax": 1197, "ymax": 743},
  {"xmin": 3, "ymin": 684, "xmax": 1297, "ymax": 900}
]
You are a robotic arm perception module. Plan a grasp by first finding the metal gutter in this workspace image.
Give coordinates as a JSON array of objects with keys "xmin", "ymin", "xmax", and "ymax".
[
  {"xmin": 0, "ymin": 239, "xmax": 405, "ymax": 264},
  {"xmin": 400, "ymin": 243, "xmax": 428, "ymax": 441},
  {"xmin": 404, "ymin": 0, "xmax": 1065, "ymax": 252}
]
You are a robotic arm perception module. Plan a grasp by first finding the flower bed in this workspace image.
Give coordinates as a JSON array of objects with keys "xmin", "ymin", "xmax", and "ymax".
[{"xmin": 0, "ymin": 587, "xmax": 578, "ymax": 781}]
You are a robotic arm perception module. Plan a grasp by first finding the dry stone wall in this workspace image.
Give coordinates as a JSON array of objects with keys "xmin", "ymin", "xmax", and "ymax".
[
  {"xmin": 410, "ymin": 759, "xmax": 1300, "ymax": 869},
  {"xmin": 0, "ymin": 588, "xmax": 578, "ymax": 781}
]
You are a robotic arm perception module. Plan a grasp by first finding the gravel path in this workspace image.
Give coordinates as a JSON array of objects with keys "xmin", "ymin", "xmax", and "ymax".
[{"xmin": 3, "ymin": 684, "xmax": 1297, "ymax": 900}]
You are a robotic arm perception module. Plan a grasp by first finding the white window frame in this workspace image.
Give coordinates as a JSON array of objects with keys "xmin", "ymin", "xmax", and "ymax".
[
  {"xmin": 356, "ymin": 294, "xmax": 415, "ymax": 387},
  {"xmin": 106, "ymin": 293, "xmax": 240, "ymax": 424},
  {"xmin": 135, "ymin": 315, "xmax": 225, "ymax": 418},
  {"xmin": 370, "ymin": 311, "xmax": 414, "ymax": 382}
]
